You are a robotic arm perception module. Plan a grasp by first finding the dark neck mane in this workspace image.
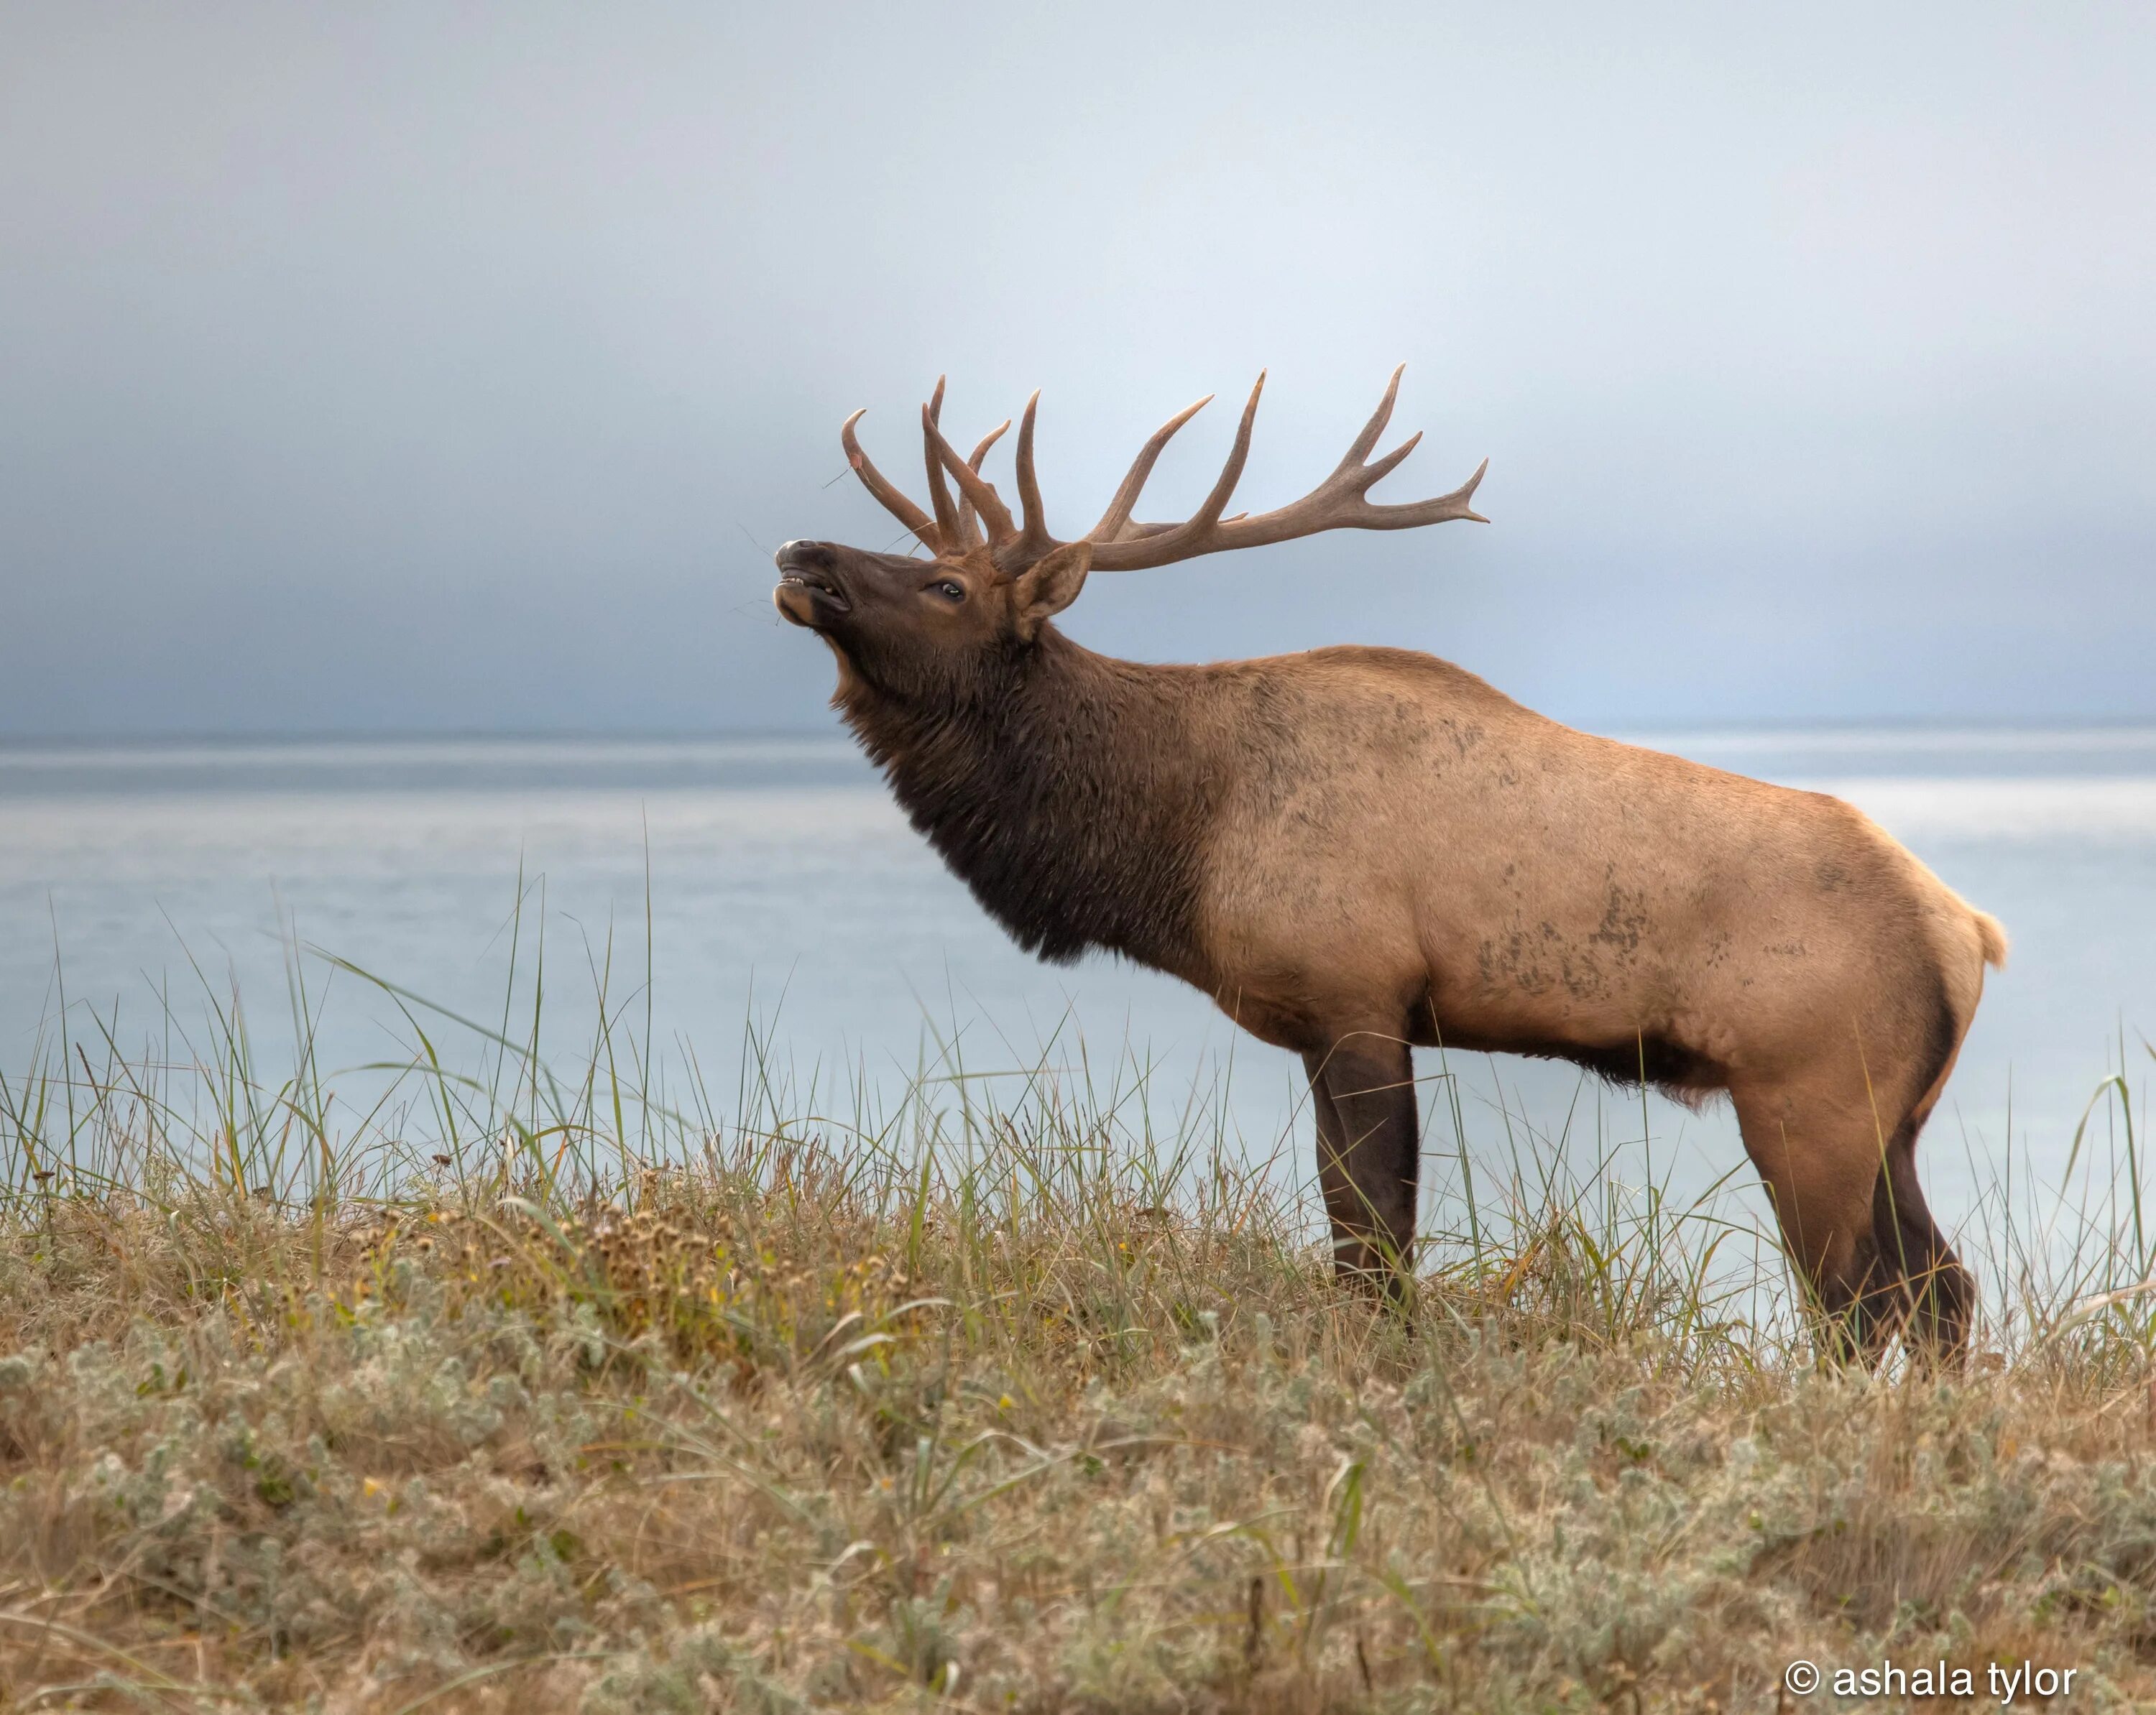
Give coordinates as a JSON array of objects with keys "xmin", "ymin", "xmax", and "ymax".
[{"xmin": 834, "ymin": 629, "xmax": 1215, "ymax": 974}]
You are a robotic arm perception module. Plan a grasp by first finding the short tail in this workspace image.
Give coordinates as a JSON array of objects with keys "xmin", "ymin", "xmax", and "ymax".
[{"xmin": 1973, "ymin": 910, "xmax": 2009, "ymax": 971}]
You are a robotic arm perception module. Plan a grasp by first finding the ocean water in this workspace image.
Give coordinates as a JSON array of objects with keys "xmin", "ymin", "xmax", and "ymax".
[{"xmin": 3, "ymin": 729, "xmax": 2154, "ymax": 1232}]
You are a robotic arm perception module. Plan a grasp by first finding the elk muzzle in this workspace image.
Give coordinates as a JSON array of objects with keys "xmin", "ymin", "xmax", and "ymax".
[{"xmin": 773, "ymin": 540, "xmax": 852, "ymax": 628}]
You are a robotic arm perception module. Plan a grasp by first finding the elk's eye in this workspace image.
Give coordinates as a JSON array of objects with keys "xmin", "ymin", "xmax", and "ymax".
[{"xmin": 931, "ymin": 580, "xmax": 965, "ymax": 602}]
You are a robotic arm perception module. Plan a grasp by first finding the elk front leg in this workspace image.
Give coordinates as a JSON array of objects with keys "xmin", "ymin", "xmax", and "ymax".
[{"xmin": 1302, "ymin": 1034, "xmax": 1419, "ymax": 1292}]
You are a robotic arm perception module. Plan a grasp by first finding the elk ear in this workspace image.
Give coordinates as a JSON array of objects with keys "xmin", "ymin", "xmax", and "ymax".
[{"xmin": 1011, "ymin": 541, "xmax": 1092, "ymax": 638}]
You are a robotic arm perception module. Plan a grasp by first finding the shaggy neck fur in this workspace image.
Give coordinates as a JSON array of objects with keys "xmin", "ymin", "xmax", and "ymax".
[{"xmin": 832, "ymin": 627, "xmax": 1217, "ymax": 975}]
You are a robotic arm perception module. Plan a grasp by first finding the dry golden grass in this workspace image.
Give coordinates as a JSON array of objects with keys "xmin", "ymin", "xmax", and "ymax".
[{"xmin": 5, "ymin": 1110, "xmax": 2156, "ymax": 1713}]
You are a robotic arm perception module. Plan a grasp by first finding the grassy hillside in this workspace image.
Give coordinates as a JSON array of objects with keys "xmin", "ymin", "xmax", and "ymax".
[{"xmin": 4, "ymin": 970, "xmax": 2156, "ymax": 1711}]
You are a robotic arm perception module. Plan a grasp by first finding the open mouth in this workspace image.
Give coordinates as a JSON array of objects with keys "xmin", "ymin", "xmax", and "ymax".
[
  {"xmin": 773, "ymin": 568, "xmax": 850, "ymax": 625},
  {"xmin": 776, "ymin": 570, "xmax": 848, "ymax": 607}
]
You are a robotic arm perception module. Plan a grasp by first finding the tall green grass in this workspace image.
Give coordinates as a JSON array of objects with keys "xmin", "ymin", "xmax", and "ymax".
[
  {"xmin": 0, "ymin": 896, "xmax": 2147, "ymax": 1370},
  {"xmin": 4, "ymin": 897, "xmax": 2153, "ymax": 1372}
]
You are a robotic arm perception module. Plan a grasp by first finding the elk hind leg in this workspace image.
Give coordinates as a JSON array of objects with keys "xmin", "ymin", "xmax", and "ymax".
[
  {"xmin": 1865, "ymin": 1073, "xmax": 1978, "ymax": 1363},
  {"xmin": 1302, "ymin": 1033, "xmax": 1419, "ymax": 1296},
  {"xmin": 1846, "ymin": 978, "xmax": 1981, "ymax": 1362},
  {"xmin": 1731, "ymin": 1071, "xmax": 1898, "ymax": 1363}
]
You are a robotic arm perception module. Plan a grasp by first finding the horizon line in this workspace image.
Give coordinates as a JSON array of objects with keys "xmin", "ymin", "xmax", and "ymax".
[{"xmin": 12, "ymin": 714, "xmax": 2156, "ymax": 751}]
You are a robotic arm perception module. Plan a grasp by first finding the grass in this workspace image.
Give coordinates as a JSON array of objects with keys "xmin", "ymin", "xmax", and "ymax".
[{"xmin": 5, "ymin": 927, "xmax": 2156, "ymax": 1711}]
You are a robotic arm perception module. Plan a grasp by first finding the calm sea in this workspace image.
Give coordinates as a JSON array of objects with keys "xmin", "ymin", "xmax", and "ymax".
[{"xmin": 4, "ymin": 730, "xmax": 2153, "ymax": 1227}]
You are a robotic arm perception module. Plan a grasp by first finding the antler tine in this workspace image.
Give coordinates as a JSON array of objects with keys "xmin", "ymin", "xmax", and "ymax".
[
  {"xmin": 1200, "ymin": 374, "xmax": 1266, "ymax": 525},
  {"xmin": 1007, "ymin": 390, "xmax": 1056, "ymax": 565},
  {"xmin": 923, "ymin": 406, "xmax": 1016, "ymax": 550},
  {"xmin": 1335, "ymin": 363, "xmax": 1404, "ymax": 473},
  {"xmin": 1084, "ymin": 393, "xmax": 1215, "ymax": 544},
  {"xmin": 1380, "ymin": 456, "xmax": 1491, "ymax": 526},
  {"xmin": 954, "ymin": 420, "xmax": 1012, "ymax": 545},
  {"xmin": 918, "ymin": 381, "xmax": 967, "ymax": 549},
  {"xmin": 842, "ymin": 409, "xmax": 942, "ymax": 553}
]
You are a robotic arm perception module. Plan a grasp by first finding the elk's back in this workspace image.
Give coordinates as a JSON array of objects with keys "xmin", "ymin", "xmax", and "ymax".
[{"xmin": 1191, "ymin": 646, "xmax": 1987, "ymax": 1075}]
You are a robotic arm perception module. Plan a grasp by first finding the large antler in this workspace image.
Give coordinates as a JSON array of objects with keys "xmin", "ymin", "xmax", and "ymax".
[{"xmin": 839, "ymin": 366, "xmax": 1487, "ymax": 573}]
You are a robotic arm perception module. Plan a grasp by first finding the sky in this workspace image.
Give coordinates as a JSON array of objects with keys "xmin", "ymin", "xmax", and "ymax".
[{"xmin": 1, "ymin": 2, "xmax": 2152, "ymax": 739}]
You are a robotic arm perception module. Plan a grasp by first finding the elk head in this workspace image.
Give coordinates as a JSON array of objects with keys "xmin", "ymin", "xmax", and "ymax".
[{"xmin": 773, "ymin": 368, "xmax": 1490, "ymax": 701}]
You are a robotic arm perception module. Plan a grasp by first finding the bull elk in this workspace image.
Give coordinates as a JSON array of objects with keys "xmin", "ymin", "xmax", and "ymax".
[{"xmin": 772, "ymin": 368, "xmax": 2005, "ymax": 1358}]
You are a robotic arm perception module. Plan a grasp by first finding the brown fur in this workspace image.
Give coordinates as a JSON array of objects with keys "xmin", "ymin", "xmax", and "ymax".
[{"xmin": 773, "ymin": 531, "xmax": 2003, "ymax": 1359}]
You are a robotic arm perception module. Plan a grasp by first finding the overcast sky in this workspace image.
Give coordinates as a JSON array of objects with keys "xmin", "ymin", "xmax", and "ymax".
[{"xmin": 2, "ymin": 3, "xmax": 2151, "ymax": 738}]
